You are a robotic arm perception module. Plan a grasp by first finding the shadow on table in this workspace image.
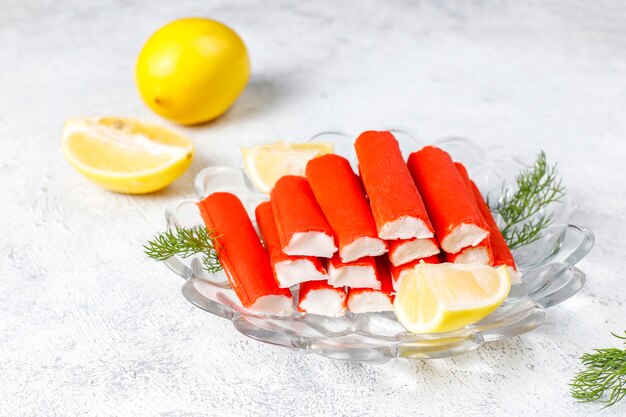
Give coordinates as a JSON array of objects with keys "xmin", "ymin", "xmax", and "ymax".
[
  {"xmin": 180, "ymin": 73, "xmax": 297, "ymax": 129},
  {"xmin": 406, "ymin": 336, "xmax": 533, "ymax": 377}
]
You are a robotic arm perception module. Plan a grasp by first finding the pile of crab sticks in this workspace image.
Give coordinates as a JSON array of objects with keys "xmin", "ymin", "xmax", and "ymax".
[{"xmin": 198, "ymin": 131, "xmax": 519, "ymax": 317}]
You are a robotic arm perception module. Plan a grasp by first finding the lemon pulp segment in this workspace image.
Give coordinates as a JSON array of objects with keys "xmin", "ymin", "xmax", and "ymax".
[
  {"xmin": 394, "ymin": 263, "xmax": 511, "ymax": 334},
  {"xmin": 242, "ymin": 142, "xmax": 333, "ymax": 193},
  {"xmin": 62, "ymin": 117, "xmax": 194, "ymax": 194}
]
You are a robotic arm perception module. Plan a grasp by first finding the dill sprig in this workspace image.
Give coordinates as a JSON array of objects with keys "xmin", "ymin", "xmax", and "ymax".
[
  {"xmin": 490, "ymin": 151, "xmax": 565, "ymax": 249},
  {"xmin": 570, "ymin": 332, "xmax": 626, "ymax": 408},
  {"xmin": 144, "ymin": 226, "xmax": 222, "ymax": 274}
]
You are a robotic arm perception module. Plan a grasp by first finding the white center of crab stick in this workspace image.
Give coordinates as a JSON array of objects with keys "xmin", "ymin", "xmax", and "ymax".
[
  {"xmin": 249, "ymin": 294, "xmax": 295, "ymax": 316},
  {"xmin": 274, "ymin": 259, "xmax": 328, "ymax": 288},
  {"xmin": 283, "ymin": 231, "xmax": 337, "ymax": 258},
  {"xmin": 389, "ymin": 239, "xmax": 439, "ymax": 266},
  {"xmin": 340, "ymin": 236, "xmax": 387, "ymax": 263},
  {"xmin": 328, "ymin": 262, "xmax": 381, "ymax": 290},
  {"xmin": 441, "ymin": 223, "xmax": 489, "ymax": 254},
  {"xmin": 452, "ymin": 246, "xmax": 491, "ymax": 265},
  {"xmin": 392, "ymin": 269, "xmax": 411, "ymax": 293},
  {"xmin": 507, "ymin": 266, "xmax": 522, "ymax": 285},
  {"xmin": 347, "ymin": 292, "xmax": 393, "ymax": 314},
  {"xmin": 298, "ymin": 289, "xmax": 347, "ymax": 317},
  {"xmin": 378, "ymin": 216, "xmax": 433, "ymax": 241}
]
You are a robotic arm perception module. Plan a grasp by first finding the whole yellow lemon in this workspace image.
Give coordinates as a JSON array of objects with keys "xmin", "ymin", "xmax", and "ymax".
[{"xmin": 136, "ymin": 18, "xmax": 250, "ymax": 125}]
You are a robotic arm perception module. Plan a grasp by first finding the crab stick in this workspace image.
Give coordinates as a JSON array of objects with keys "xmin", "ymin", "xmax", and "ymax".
[
  {"xmin": 327, "ymin": 254, "xmax": 380, "ymax": 289},
  {"xmin": 306, "ymin": 154, "xmax": 387, "ymax": 262},
  {"xmin": 445, "ymin": 239, "xmax": 493, "ymax": 265},
  {"xmin": 455, "ymin": 162, "xmax": 521, "ymax": 283},
  {"xmin": 197, "ymin": 192, "xmax": 293, "ymax": 315},
  {"xmin": 347, "ymin": 256, "xmax": 394, "ymax": 314},
  {"xmin": 255, "ymin": 202, "xmax": 328, "ymax": 288},
  {"xmin": 354, "ymin": 131, "xmax": 434, "ymax": 240},
  {"xmin": 298, "ymin": 281, "xmax": 347, "ymax": 317},
  {"xmin": 387, "ymin": 237, "xmax": 440, "ymax": 267},
  {"xmin": 271, "ymin": 175, "xmax": 337, "ymax": 258},
  {"xmin": 390, "ymin": 254, "xmax": 441, "ymax": 292},
  {"xmin": 407, "ymin": 146, "xmax": 490, "ymax": 254}
]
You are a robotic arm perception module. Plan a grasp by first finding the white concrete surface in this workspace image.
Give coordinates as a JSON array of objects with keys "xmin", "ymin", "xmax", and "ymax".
[{"xmin": 1, "ymin": 0, "xmax": 625, "ymax": 416}]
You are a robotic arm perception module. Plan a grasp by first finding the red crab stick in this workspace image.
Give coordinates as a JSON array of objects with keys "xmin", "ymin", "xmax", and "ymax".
[
  {"xmin": 306, "ymin": 154, "xmax": 387, "ymax": 262},
  {"xmin": 327, "ymin": 254, "xmax": 380, "ymax": 289},
  {"xmin": 455, "ymin": 163, "xmax": 521, "ymax": 282},
  {"xmin": 198, "ymin": 192, "xmax": 293, "ymax": 315},
  {"xmin": 387, "ymin": 237, "xmax": 440, "ymax": 267},
  {"xmin": 407, "ymin": 146, "xmax": 490, "ymax": 254},
  {"xmin": 390, "ymin": 254, "xmax": 441, "ymax": 292},
  {"xmin": 271, "ymin": 176, "xmax": 337, "ymax": 258},
  {"xmin": 255, "ymin": 202, "xmax": 328, "ymax": 288},
  {"xmin": 354, "ymin": 131, "xmax": 434, "ymax": 240},
  {"xmin": 444, "ymin": 162, "xmax": 493, "ymax": 266},
  {"xmin": 298, "ymin": 281, "xmax": 347, "ymax": 317},
  {"xmin": 347, "ymin": 256, "xmax": 395, "ymax": 314}
]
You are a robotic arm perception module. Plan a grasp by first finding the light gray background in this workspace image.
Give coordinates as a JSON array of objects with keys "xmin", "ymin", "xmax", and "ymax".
[{"xmin": 1, "ymin": 1, "xmax": 625, "ymax": 416}]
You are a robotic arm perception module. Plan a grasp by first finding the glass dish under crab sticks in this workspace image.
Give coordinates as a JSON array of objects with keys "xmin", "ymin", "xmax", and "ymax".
[{"xmin": 161, "ymin": 131, "xmax": 594, "ymax": 364}]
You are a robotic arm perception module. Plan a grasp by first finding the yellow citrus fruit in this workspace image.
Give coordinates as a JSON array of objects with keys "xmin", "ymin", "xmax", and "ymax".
[
  {"xmin": 394, "ymin": 263, "xmax": 511, "ymax": 334},
  {"xmin": 62, "ymin": 117, "xmax": 194, "ymax": 194},
  {"xmin": 136, "ymin": 18, "xmax": 250, "ymax": 125},
  {"xmin": 242, "ymin": 142, "xmax": 334, "ymax": 193}
]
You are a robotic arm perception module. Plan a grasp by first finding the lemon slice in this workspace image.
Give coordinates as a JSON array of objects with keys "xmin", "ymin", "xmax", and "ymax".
[
  {"xmin": 394, "ymin": 263, "xmax": 511, "ymax": 334},
  {"xmin": 62, "ymin": 117, "xmax": 194, "ymax": 194},
  {"xmin": 242, "ymin": 142, "xmax": 333, "ymax": 193}
]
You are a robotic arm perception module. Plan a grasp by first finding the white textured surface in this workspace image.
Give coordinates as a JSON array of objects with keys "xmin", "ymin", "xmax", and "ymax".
[{"xmin": 1, "ymin": 1, "xmax": 626, "ymax": 416}]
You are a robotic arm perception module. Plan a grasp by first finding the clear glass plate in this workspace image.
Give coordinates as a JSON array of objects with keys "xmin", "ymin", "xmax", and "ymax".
[{"xmin": 162, "ymin": 132, "xmax": 594, "ymax": 363}]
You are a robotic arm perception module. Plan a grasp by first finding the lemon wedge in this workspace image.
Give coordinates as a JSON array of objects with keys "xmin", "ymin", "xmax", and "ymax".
[
  {"xmin": 62, "ymin": 117, "xmax": 194, "ymax": 194},
  {"xmin": 242, "ymin": 142, "xmax": 333, "ymax": 193},
  {"xmin": 394, "ymin": 263, "xmax": 511, "ymax": 334}
]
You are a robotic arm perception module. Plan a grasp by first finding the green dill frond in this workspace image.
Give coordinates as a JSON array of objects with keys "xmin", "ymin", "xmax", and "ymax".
[
  {"xmin": 144, "ymin": 226, "xmax": 222, "ymax": 274},
  {"xmin": 491, "ymin": 151, "xmax": 565, "ymax": 249},
  {"xmin": 570, "ymin": 331, "xmax": 626, "ymax": 408}
]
